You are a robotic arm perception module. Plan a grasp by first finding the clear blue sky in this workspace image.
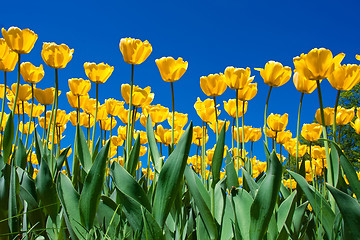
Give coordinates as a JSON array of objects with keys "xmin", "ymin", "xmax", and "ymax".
[{"xmin": 2, "ymin": 0, "xmax": 360, "ymax": 163}]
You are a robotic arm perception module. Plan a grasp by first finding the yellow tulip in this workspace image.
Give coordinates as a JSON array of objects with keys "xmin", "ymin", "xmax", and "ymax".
[
  {"xmin": 264, "ymin": 127, "xmax": 276, "ymax": 139},
  {"xmin": 155, "ymin": 125, "xmax": 181, "ymax": 146},
  {"xmin": 237, "ymin": 79, "xmax": 257, "ymax": 101},
  {"xmin": 105, "ymin": 98, "xmax": 124, "ymax": 117},
  {"xmin": 155, "ymin": 57, "xmax": 188, "ymax": 82},
  {"xmin": 69, "ymin": 111, "xmax": 80, "ymax": 127},
  {"xmin": 1, "ymin": 27, "xmax": 38, "ymax": 54},
  {"xmin": 336, "ymin": 107, "xmax": 355, "ymax": 125},
  {"xmin": 19, "ymin": 121, "xmax": 35, "ymax": 135},
  {"xmin": 311, "ymin": 145, "xmax": 326, "ymax": 160},
  {"xmin": 134, "ymin": 130, "xmax": 148, "ymax": 145},
  {"xmin": 140, "ymin": 114, "xmax": 155, "ymax": 128},
  {"xmin": 38, "ymin": 114, "xmax": 51, "ymax": 129},
  {"xmin": 293, "ymin": 48, "xmax": 345, "ymax": 81},
  {"xmin": 20, "ymin": 62, "xmax": 44, "ymax": 84},
  {"xmin": 11, "ymin": 83, "xmax": 32, "ymax": 102},
  {"xmin": 84, "ymin": 62, "xmax": 114, "ymax": 84},
  {"xmin": 41, "ymin": 42, "xmax": 74, "ymax": 69},
  {"xmin": 283, "ymin": 179, "xmax": 297, "ymax": 189},
  {"xmin": 0, "ymin": 38, "xmax": 9, "ymax": 61},
  {"xmin": 25, "ymin": 103, "xmax": 44, "ymax": 118},
  {"xmin": 293, "ymin": 72, "xmax": 317, "ymax": 94},
  {"xmin": 192, "ymin": 126, "xmax": 207, "ymax": 143},
  {"xmin": 67, "ymin": 92, "xmax": 89, "ymax": 109},
  {"xmin": 232, "ymin": 126, "xmax": 251, "ymax": 143},
  {"xmin": 118, "ymin": 108, "xmax": 140, "ymax": 124},
  {"xmin": 121, "ymin": 84, "xmax": 150, "ymax": 107},
  {"xmin": 0, "ymin": 85, "xmax": 10, "ymax": 99},
  {"xmin": 99, "ymin": 117, "xmax": 117, "ymax": 131},
  {"xmin": 255, "ymin": 61, "xmax": 292, "ymax": 87},
  {"xmin": 275, "ymin": 130, "xmax": 292, "ymax": 144},
  {"xmin": 80, "ymin": 113, "xmax": 94, "ymax": 128},
  {"xmin": 351, "ymin": 118, "xmax": 360, "ymax": 135},
  {"xmin": 144, "ymin": 104, "xmax": 169, "ymax": 124},
  {"xmin": 200, "ymin": 73, "xmax": 227, "ymax": 97},
  {"xmin": 209, "ymin": 120, "xmax": 229, "ymax": 134},
  {"xmin": 82, "ymin": 98, "xmax": 99, "ymax": 116},
  {"xmin": 267, "ymin": 113, "xmax": 288, "ymax": 132},
  {"xmin": 50, "ymin": 109, "xmax": 69, "ymax": 127},
  {"xmin": 248, "ymin": 127, "xmax": 262, "ymax": 142},
  {"xmin": 117, "ymin": 125, "xmax": 129, "ymax": 141},
  {"xmin": 0, "ymin": 50, "xmax": 18, "ymax": 72},
  {"xmin": 139, "ymin": 146, "xmax": 147, "ymax": 157},
  {"xmin": 68, "ymin": 78, "xmax": 91, "ymax": 96},
  {"xmin": 119, "ymin": 38, "xmax": 152, "ymax": 65},
  {"xmin": 28, "ymin": 152, "xmax": 38, "ymax": 165},
  {"xmin": 34, "ymin": 87, "xmax": 60, "ymax": 106},
  {"xmin": 110, "ymin": 136, "xmax": 124, "ymax": 147},
  {"xmin": 327, "ymin": 64, "xmax": 360, "ymax": 91},
  {"xmin": 167, "ymin": 112, "xmax": 188, "ymax": 129},
  {"xmin": 301, "ymin": 123, "xmax": 322, "ymax": 142},
  {"xmin": 283, "ymin": 138, "xmax": 307, "ymax": 157},
  {"xmin": 224, "ymin": 66, "xmax": 252, "ymax": 90},
  {"xmin": 223, "ymin": 99, "xmax": 247, "ymax": 118},
  {"xmin": 0, "ymin": 113, "xmax": 9, "ymax": 131},
  {"xmin": 194, "ymin": 98, "xmax": 219, "ymax": 123},
  {"xmin": 315, "ymin": 107, "xmax": 334, "ymax": 126}
]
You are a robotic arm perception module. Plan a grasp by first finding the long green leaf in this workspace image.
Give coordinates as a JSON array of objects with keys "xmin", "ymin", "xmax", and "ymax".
[
  {"xmin": 8, "ymin": 165, "xmax": 19, "ymax": 238},
  {"xmin": 288, "ymin": 171, "xmax": 335, "ymax": 239},
  {"xmin": 146, "ymin": 115, "xmax": 162, "ymax": 173},
  {"xmin": 55, "ymin": 145, "xmax": 71, "ymax": 174},
  {"xmin": 126, "ymin": 134, "xmax": 140, "ymax": 176},
  {"xmin": 33, "ymin": 129, "xmax": 44, "ymax": 165},
  {"xmin": 250, "ymin": 150, "xmax": 283, "ymax": 240},
  {"xmin": 211, "ymin": 123, "xmax": 226, "ymax": 188},
  {"xmin": 329, "ymin": 142, "xmax": 340, "ymax": 187},
  {"xmin": 231, "ymin": 188, "xmax": 253, "ymax": 240},
  {"xmin": 14, "ymin": 140, "xmax": 26, "ymax": 169},
  {"xmin": 98, "ymin": 196, "xmax": 121, "ymax": 239},
  {"xmin": 141, "ymin": 207, "xmax": 165, "ymax": 240},
  {"xmin": 110, "ymin": 161, "xmax": 152, "ymax": 212},
  {"xmin": 276, "ymin": 190, "xmax": 296, "ymax": 239},
  {"xmin": 35, "ymin": 156, "xmax": 59, "ymax": 221},
  {"xmin": 57, "ymin": 173, "xmax": 86, "ymax": 240},
  {"xmin": 76, "ymin": 125, "xmax": 92, "ymax": 173},
  {"xmin": 116, "ymin": 188, "xmax": 143, "ymax": 232},
  {"xmin": 225, "ymin": 155, "xmax": 239, "ymax": 190},
  {"xmin": 153, "ymin": 122, "xmax": 193, "ymax": 227},
  {"xmin": 327, "ymin": 184, "xmax": 360, "ymax": 239},
  {"xmin": 3, "ymin": 112, "xmax": 14, "ymax": 164},
  {"xmin": 79, "ymin": 140, "xmax": 110, "ymax": 230},
  {"xmin": 184, "ymin": 165, "xmax": 218, "ymax": 239}
]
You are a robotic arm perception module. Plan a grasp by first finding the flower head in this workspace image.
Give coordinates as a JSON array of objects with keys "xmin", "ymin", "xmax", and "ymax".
[
  {"xmin": 0, "ymin": 38, "xmax": 9, "ymax": 61},
  {"xmin": 336, "ymin": 107, "xmax": 355, "ymax": 125},
  {"xmin": 155, "ymin": 57, "xmax": 188, "ymax": 82},
  {"xmin": 237, "ymin": 79, "xmax": 257, "ymax": 101},
  {"xmin": 84, "ymin": 62, "xmax": 114, "ymax": 84},
  {"xmin": 119, "ymin": 38, "xmax": 152, "ymax": 65},
  {"xmin": 34, "ymin": 87, "xmax": 60, "ymax": 106},
  {"xmin": 315, "ymin": 107, "xmax": 334, "ymax": 126},
  {"xmin": 20, "ymin": 62, "xmax": 44, "ymax": 84},
  {"xmin": 267, "ymin": 113, "xmax": 288, "ymax": 132},
  {"xmin": 255, "ymin": 61, "xmax": 292, "ymax": 87},
  {"xmin": 68, "ymin": 78, "xmax": 91, "ymax": 96},
  {"xmin": 0, "ymin": 50, "xmax": 18, "ymax": 72},
  {"xmin": 301, "ymin": 123, "xmax": 322, "ymax": 142},
  {"xmin": 224, "ymin": 66, "xmax": 252, "ymax": 90},
  {"xmin": 327, "ymin": 64, "xmax": 360, "ymax": 91},
  {"xmin": 2, "ymin": 27, "xmax": 38, "ymax": 54},
  {"xmin": 41, "ymin": 42, "xmax": 74, "ymax": 69},
  {"xmin": 223, "ymin": 99, "xmax": 247, "ymax": 118},
  {"xmin": 293, "ymin": 72, "xmax": 317, "ymax": 94}
]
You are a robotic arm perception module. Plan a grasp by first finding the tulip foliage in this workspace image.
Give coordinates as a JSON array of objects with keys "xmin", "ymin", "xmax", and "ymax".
[{"xmin": 0, "ymin": 26, "xmax": 360, "ymax": 240}]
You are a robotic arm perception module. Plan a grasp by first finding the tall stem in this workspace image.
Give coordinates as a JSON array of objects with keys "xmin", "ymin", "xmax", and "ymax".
[
  {"xmin": 171, "ymin": 82, "xmax": 175, "ymax": 151},
  {"xmin": 42, "ymin": 105, "xmax": 47, "ymax": 146},
  {"xmin": 126, "ymin": 64, "xmax": 134, "ymax": 163},
  {"xmin": 241, "ymin": 100, "xmax": 246, "ymax": 165},
  {"xmin": 50, "ymin": 69, "xmax": 59, "ymax": 173},
  {"xmin": 0, "ymin": 71, "xmax": 7, "ymax": 149},
  {"xmin": 25, "ymin": 83, "xmax": 35, "ymax": 149},
  {"xmin": 235, "ymin": 90, "xmax": 240, "ymax": 175},
  {"xmin": 213, "ymin": 96, "xmax": 219, "ymax": 140},
  {"xmin": 332, "ymin": 90, "xmax": 341, "ymax": 142},
  {"xmin": 264, "ymin": 86, "xmax": 273, "ymax": 149},
  {"xmin": 296, "ymin": 93, "xmax": 304, "ymax": 173},
  {"xmin": 91, "ymin": 83, "xmax": 99, "ymax": 153},
  {"xmin": 11, "ymin": 54, "xmax": 21, "ymax": 113}
]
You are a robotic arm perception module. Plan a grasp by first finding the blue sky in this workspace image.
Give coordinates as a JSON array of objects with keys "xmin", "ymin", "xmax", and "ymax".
[{"xmin": 2, "ymin": 0, "xmax": 360, "ymax": 163}]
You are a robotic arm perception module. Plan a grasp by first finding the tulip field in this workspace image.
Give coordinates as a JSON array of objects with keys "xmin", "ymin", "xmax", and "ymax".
[{"xmin": 1, "ymin": 26, "xmax": 360, "ymax": 240}]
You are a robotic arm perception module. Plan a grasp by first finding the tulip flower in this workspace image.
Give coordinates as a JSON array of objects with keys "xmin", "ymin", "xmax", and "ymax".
[
  {"xmin": 223, "ymin": 99, "xmax": 247, "ymax": 118},
  {"xmin": 117, "ymin": 125, "xmax": 129, "ymax": 141},
  {"xmin": 140, "ymin": 114, "xmax": 155, "ymax": 128},
  {"xmin": 200, "ymin": 73, "xmax": 227, "ymax": 97},
  {"xmin": 82, "ymin": 98, "xmax": 98, "ymax": 116},
  {"xmin": 209, "ymin": 120, "xmax": 229, "ymax": 134},
  {"xmin": 19, "ymin": 121, "xmax": 35, "ymax": 135},
  {"xmin": 311, "ymin": 145, "xmax": 326, "ymax": 160},
  {"xmin": 0, "ymin": 50, "xmax": 18, "ymax": 72},
  {"xmin": 155, "ymin": 125, "xmax": 183, "ymax": 146},
  {"xmin": 105, "ymin": 98, "xmax": 124, "ymax": 117},
  {"xmin": 80, "ymin": 113, "xmax": 94, "ymax": 128},
  {"xmin": 237, "ymin": 79, "xmax": 257, "ymax": 101},
  {"xmin": 24, "ymin": 103, "xmax": 44, "ymax": 118},
  {"xmin": 11, "ymin": 83, "xmax": 32, "ymax": 102},
  {"xmin": 192, "ymin": 126, "xmax": 207, "ymax": 142},
  {"xmin": 167, "ymin": 112, "xmax": 188, "ymax": 129},
  {"xmin": 2, "ymin": 27, "xmax": 38, "ymax": 54},
  {"xmin": 284, "ymin": 138, "xmax": 307, "ymax": 157},
  {"xmin": 84, "ymin": 62, "xmax": 114, "ymax": 84},
  {"xmin": 351, "ymin": 118, "xmax": 360, "ymax": 135},
  {"xmin": 119, "ymin": 38, "xmax": 152, "ymax": 65},
  {"xmin": 336, "ymin": 107, "xmax": 355, "ymax": 125},
  {"xmin": 315, "ymin": 107, "xmax": 334, "ymax": 126},
  {"xmin": 121, "ymin": 84, "xmax": 150, "ymax": 107},
  {"xmin": 293, "ymin": 72, "xmax": 317, "ymax": 94},
  {"xmin": 118, "ymin": 108, "xmax": 140, "ymax": 124},
  {"xmin": 99, "ymin": 117, "xmax": 117, "ymax": 131},
  {"xmin": 0, "ymin": 113, "xmax": 9, "ymax": 131},
  {"xmin": 41, "ymin": 42, "xmax": 74, "ymax": 69},
  {"xmin": 155, "ymin": 57, "xmax": 188, "ymax": 82},
  {"xmin": 34, "ymin": 87, "xmax": 60, "ymax": 106},
  {"xmin": 144, "ymin": 104, "xmax": 169, "ymax": 124},
  {"xmin": 283, "ymin": 179, "xmax": 297, "ymax": 189},
  {"xmin": 67, "ymin": 92, "xmax": 89, "ymax": 109},
  {"xmin": 327, "ymin": 64, "xmax": 360, "ymax": 91},
  {"xmin": 20, "ymin": 62, "xmax": 45, "ymax": 84},
  {"xmin": 110, "ymin": 136, "xmax": 124, "ymax": 147},
  {"xmin": 275, "ymin": 130, "xmax": 292, "ymax": 145},
  {"xmin": 194, "ymin": 98, "xmax": 219, "ymax": 123},
  {"xmin": 232, "ymin": 126, "xmax": 251, "ymax": 143},
  {"xmin": 267, "ymin": 113, "xmax": 288, "ymax": 132},
  {"xmin": 224, "ymin": 66, "xmax": 252, "ymax": 89},
  {"xmin": 293, "ymin": 48, "xmax": 345, "ymax": 81},
  {"xmin": 68, "ymin": 78, "xmax": 91, "ymax": 96},
  {"xmin": 255, "ymin": 61, "xmax": 292, "ymax": 87},
  {"xmin": 301, "ymin": 123, "xmax": 322, "ymax": 142},
  {"xmin": 264, "ymin": 127, "xmax": 276, "ymax": 139},
  {"xmin": 0, "ymin": 38, "xmax": 9, "ymax": 61},
  {"xmin": 248, "ymin": 127, "xmax": 262, "ymax": 142},
  {"xmin": 134, "ymin": 130, "xmax": 148, "ymax": 145}
]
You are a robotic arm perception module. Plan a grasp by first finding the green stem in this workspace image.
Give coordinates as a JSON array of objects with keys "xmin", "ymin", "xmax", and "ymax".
[
  {"xmin": 21, "ymin": 101, "xmax": 25, "ymax": 141},
  {"xmin": 126, "ymin": 64, "xmax": 134, "ymax": 164},
  {"xmin": 0, "ymin": 71, "xmax": 7, "ymax": 150},
  {"xmin": 171, "ymin": 82, "xmax": 175, "ymax": 151},
  {"xmin": 213, "ymin": 96, "xmax": 219, "ymax": 141},
  {"xmin": 42, "ymin": 105, "xmax": 47, "ymax": 147},
  {"xmin": 50, "ymin": 68, "xmax": 59, "ymax": 175},
  {"xmin": 264, "ymin": 86, "xmax": 273, "ymax": 149},
  {"xmin": 332, "ymin": 90, "xmax": 341, "ymax": 142},
  {"xmin": 241, "ymin": 100, "xmax": 245, "ymax": 165},
  {"xmin": 11, "ymin": 53, "xmax": 21, "ymax": 113},
  {"xmin": 235, "ymin": 90, "xmax": 240, "ymax": 175},
  {"xmin": 91, "ymin": 83, "xmax": 99, "ymax": 153},
  {"xmin": 25, "ymin": 83, "xmax": 34, "ymax": 149},
  {"xmin": 296, "ymin": 93, "xmax": 304, "ymax": 173}
]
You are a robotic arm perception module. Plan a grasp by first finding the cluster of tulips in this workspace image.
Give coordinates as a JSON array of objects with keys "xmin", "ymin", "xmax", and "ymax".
[{"xmin": 1, "ymin": 26, "xmax": 360, "ymax": 239}]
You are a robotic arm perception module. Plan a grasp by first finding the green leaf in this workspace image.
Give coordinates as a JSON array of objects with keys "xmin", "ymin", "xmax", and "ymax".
[
  {"xmin": 56, "ymin": 145, "xmax": 71, "ymax": 174},
  {"xmin": 79, "ymin": 140, "xmax": 110, "ymax": 230},
  {"xmin": 291, "ymin": 201, "xmax": 308, "ymax": 239},
  {"xmin": 225, "ymin": 155, "xmax": 239, "ymax": 190},
  {"xmin": 76, "ymin": 125, "xmax": 92, "ymax": 173},
  {"xmin": 153, "ymin": 122, "xmax": 193, "ymax": 227},
  {"xmin": 219, "ymin": 196, "xmax": 235, "ymax": 240},
  {"xmin": 110, "ymin": 161, "xmax": 152, "ymax": 212},
  {"xmin": 8, "ymin": 165, "xmax": 19, "ymax": 237},
  {"xmin": 34, "ymin": 129, "xmax": 44, "ymax": 164},
  {"xmin": 14, "ymin": 140, "xmax": 27, "ymax": 169},
  {"xmin": 276, "ymin": 190, "xmax": 296, "ymax": 239},
  {"xmin": 146, "ymin": 115, "xmax": 162, "ymax": 173},
  {"xmin": 231, "ymin": 188, "xmax": 253, "ymax": 240},
  {"xmin": 141, "ymin": 207, "xmax": 165, "ymax": 240},
  {"xmin": 242, "ymin": 168, "xmax": 259, "ymax": 198},
  {"xmin": 327, "ymin": 184, "xmax": 360, "ymax": 239},
  {"xmin": 250, "ymin": 150, "xmax": 283, "ymax": 240},
  {"xmin": 126, "ymin": 134, "xmax": 140, "ymax": 176},
  {"xmin": 211, "ymin": 123, "xmax": 226, "ymax": 188},
  {"xmin": 184, "ymin": 165, "xmax": 218, "ymax": 239},
  {"xmin": 3, "ymin": 112, "xmax": 14, "ymax": 164},
  {"xmin": 97, "ymin": 196, "xmax": 121, "ymax": 239},
  {"xmin": 329, "ymin": 142, "xmax": 340, "ymax": 186},
  {"xmin": 92, "ymin": 137, "xmax": 100, "ymax": 163},
  {"xmin": 288, "ymin": 171, "xmax": 335, "ymax": 239},
  {"xmin": 35, "ymin": 156, "xmax": 59, "ymax": 221},
  {"xmin": 57, "ymin": 173, "xmax": 86, "ymax": 240},
  {"xmin": 116, "ymin": 188, "xmax": 143, "ymax": 232}
]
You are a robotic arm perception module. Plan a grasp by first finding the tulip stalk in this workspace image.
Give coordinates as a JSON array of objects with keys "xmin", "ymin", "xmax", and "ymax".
[
  {"xmin": 0, "ymin": 72, "xmax": 7, "ymax": 150},
  {"xmin": 235, "ymin": 89, "xmax": 240, "ymax": 174},
  {"xmin": 11, "ymin": 54, "xmax": 21, "ymax": 114},
  {"xmin": 41, "ymin": 105, "xmax": 47, "ymax": 146},
  {"xmin": 25, "ymin": 83, "xmax": 35, "ymax": 149},
  {"xmin": 91, "ymin": 82, "xmax": 99, "ymax": 153},
  {"xmin": 332, "ymin": 90, "xmax": 341, "ymax": 142},
  {"xmin": 213, "ymin": 97, "xmax": 219, "ymax": 140},
  {"xmin": 171, "ymin": 82, "xmax": 175, "ymax": 151},
  {"xmin": 264, "ymin": 86, "xmax": 273, "ymax": 149},
  {"xmin": 295, "ymin": 93, "xmax": 304, "ymax": 173},
  {"xmin": 241, "ymin": 100, "xmax": 246, "ymax": 167},
  {"xmin": 125, "ymin": 64, "xmax": 135, "ymax": 164}
]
